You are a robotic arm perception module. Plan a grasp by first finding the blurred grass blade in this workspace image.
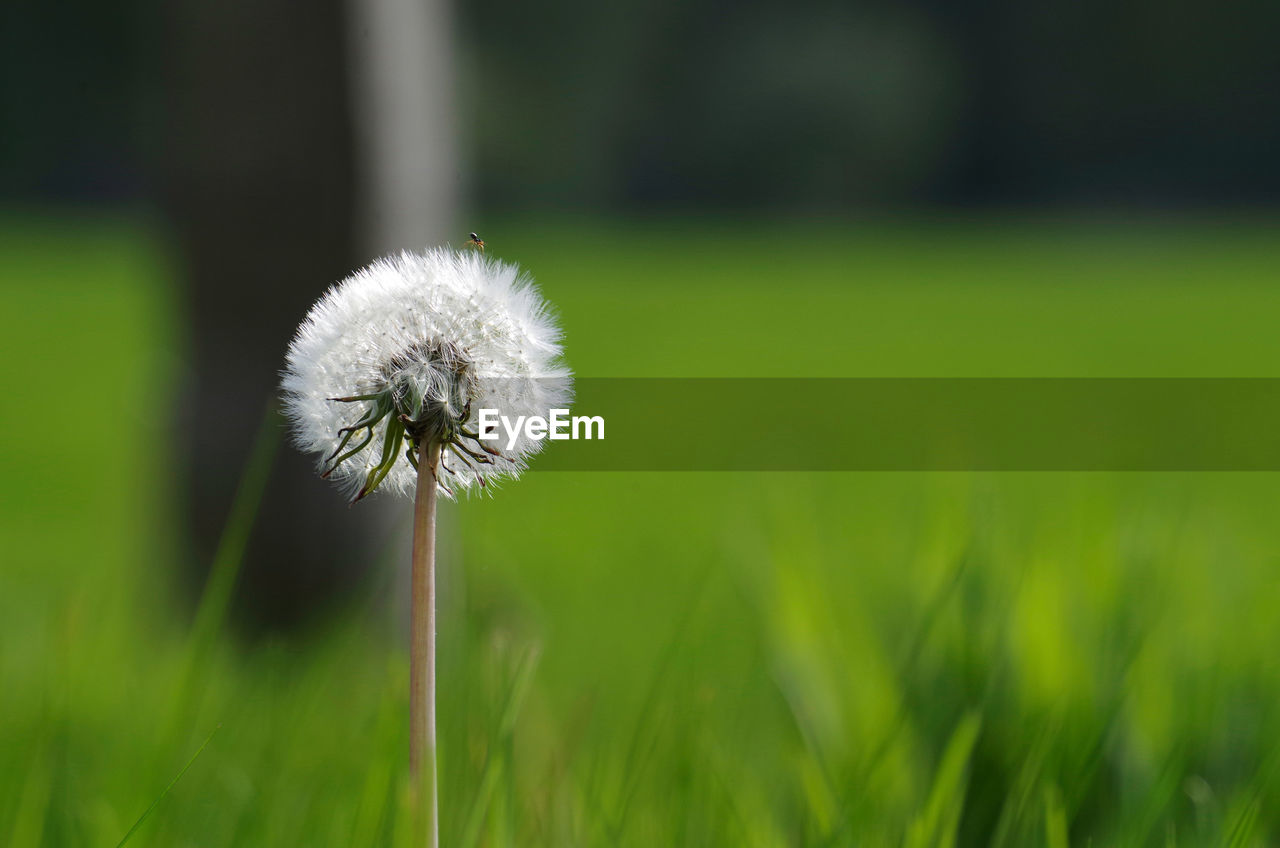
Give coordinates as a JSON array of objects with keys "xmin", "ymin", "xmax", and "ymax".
[
  {"xmin": 905, "ymin": 712, "xmax": 982, "ymax": 848},
  {"xmin": 1043, "ymin": 785, "xmax": 1069, "ymax": 848},
  {"xmin": 991, "ymin": 720, "xmax": 1055, "ymax": 848},
  {"xmin": 1224, "ymin": 737, "xmax": 1280, "ymax": 847},
  {"xmin": 165, "ymin": 401, "xmax": 279, "ymax": 735},
  {"xmin": 602, "ymin": 568, "xmax": 711, "ymax": 841},
  {"xmin": 189, "ymin": 400, "xmax": 281, "ymax": 651},
  {"xmin": 1224, "ymin": 799, "xmax": 1258, "ymax": 848},
  {"xmin": 116, "ymin": 724, "xmax": 221, "ymax": 847},
  {"xmin": 857, "ymin": 549, "xmax": 972, "ymax": 796},
  {"xmin": 349, "ymin": 688, "xmax": 402, "ymax": 848},
  {"xmin": 459, "ymin": 647, "xmax": 540, "ymax": 848},
  {"xmin": 7, "ymin": 750, "xmax": 52, "ymax": 848}
]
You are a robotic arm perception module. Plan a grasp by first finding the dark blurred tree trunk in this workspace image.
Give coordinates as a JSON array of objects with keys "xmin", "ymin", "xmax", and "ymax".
[
  {"xmin": 161, "ymin": 0, "xmax": 371, "ymax": 628},
  {"xmin": 162, "ymin": 0, "xmax": 457, "ymax": 630}
]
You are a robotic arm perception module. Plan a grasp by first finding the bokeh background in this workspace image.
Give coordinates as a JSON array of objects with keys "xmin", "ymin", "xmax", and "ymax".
[{"xmin": 4, "ymin": 0, "xmax": 1280, "ymax": 845}]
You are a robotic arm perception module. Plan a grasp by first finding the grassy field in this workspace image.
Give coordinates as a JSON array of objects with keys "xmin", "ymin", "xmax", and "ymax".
[{"xmin": 3, "ymin": 213, "xmax": 1280, "ymax": 846}]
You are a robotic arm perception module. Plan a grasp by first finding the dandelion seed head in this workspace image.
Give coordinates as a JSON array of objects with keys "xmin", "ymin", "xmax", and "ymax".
[{"xmin": 282, "ymin": 247, "xmax": 572, "ymax": 500}]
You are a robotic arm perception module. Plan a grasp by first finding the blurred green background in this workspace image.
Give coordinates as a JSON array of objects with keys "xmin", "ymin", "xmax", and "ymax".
[{"xmin": 4, "ymin": 1, "xmax": 1280, "ymax": 846}]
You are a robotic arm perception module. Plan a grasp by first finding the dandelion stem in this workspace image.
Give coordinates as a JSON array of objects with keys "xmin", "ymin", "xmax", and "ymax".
[{"xmin": 410, "ymin": 438, "xmax": 443, "ymax": 848}]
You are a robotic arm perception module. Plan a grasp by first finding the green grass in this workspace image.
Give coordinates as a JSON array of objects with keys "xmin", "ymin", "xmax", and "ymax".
[{"xmin": 3, "ymin": 212, "xmax": 1280, "ymax": 846}]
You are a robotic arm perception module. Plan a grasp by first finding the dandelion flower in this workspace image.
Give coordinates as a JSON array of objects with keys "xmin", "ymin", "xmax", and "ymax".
[
  {"xmin": 281, "ymin": 247, "xmax": 572, "ymax": 502},
  {"xmin": 280, "ymin": 243, "xmax": 572, "ymax": 846}
]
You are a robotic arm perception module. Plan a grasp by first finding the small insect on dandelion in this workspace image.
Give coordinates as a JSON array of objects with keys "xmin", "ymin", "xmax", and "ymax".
[{"xmin": 465, "ymin": 232, "xmax": 485, "ymax": 252}]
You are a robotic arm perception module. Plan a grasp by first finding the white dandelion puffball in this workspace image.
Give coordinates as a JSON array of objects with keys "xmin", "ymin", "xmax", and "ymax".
[{"xmin": 282, "ymin": 247, "xmax": 572, "ymax": 501}]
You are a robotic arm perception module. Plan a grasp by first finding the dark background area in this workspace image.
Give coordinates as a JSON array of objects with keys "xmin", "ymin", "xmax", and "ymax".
[{"xmin": 5, "ymin": 0, "xmax": 1279, "ymax": 210}]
